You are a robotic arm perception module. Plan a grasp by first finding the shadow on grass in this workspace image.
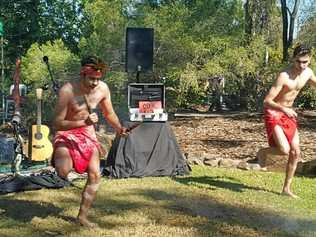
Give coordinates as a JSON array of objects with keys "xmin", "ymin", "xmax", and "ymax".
[
  {"xmin": 172, "ymin": 175, "xmax": 280, "ymax": 195},
  {"xmin": 1, "ymin": 176, "xmax": 315, "ymax": 237},
  {"xmin": 0, "ymin": 198, "xmax": 62, "ymax": 222},
  {"xmin": 134, "ymin": 188, "xmax": 316, "ymax": 237},
  {"xmin": 79, "ymin": 175, "xmax": 316, "ymax": 236},
  {"xmin": 94, "ymin": 196, "xmax": 145, "ymax": 215}
]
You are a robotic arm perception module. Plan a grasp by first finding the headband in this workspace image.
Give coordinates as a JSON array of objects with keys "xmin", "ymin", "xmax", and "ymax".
[{"xmin": 80, "ymin": 63, "xmax": 107, "ymax": 78}]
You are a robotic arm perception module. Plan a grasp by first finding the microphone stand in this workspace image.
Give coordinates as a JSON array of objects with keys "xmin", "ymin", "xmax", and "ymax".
[{"xmin": 43, "ymin": 56, "xmax": 59, "ymax": 94}]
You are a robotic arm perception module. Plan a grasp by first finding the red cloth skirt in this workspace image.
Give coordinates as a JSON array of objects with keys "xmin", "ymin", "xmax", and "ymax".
[
  {"xmin": 264, "ymin": 108, "xmax": 297, "ymax": 147},
  {"xmin": 53, "ymin": 125, "xmax": 101, "ymax": 174}
]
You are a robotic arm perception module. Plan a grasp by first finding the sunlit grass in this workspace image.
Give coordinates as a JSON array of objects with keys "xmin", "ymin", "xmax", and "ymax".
[{"xmin": 1, "ymin": 166, "xmax": 315, "ymax": 237}]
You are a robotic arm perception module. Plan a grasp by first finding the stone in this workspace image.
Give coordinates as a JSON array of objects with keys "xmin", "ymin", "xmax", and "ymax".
[
  {"xmin": 190, "ymin": 158, "xmax": 204, "ymax": 166},
  {"xmin": 204, "ymin": 153, "xmax": 221, "ymax": 159},
  {"xmin": 247, "ymin": 163, "xmax": 262, "ymax": 171},
  {"xmin": 203, "ymin": 158, "xmax": 221, "ymax": 167},
  {"xmin": 218, "ymin": 158, "xmax": 241, "ymax": 168},
  {"xmin": 256, "ymin": 147, "xmax": 288, "ymax": 172},
  {"xmin": 237, "ymin": 161, "xmax": 250, "ymax": 170},
  {"xmin": 186, "ymin": 152, "xmax": 205, "ymax": 161}
]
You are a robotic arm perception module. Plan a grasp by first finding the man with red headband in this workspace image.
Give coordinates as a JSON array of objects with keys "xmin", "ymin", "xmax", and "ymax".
[
  {"xmin": 264, "ymin": 44, "xmax": 316, "ymax": 198},
  {"xmin": 52, "ymin": 56, "xmax": 128, "ymax": 227}
]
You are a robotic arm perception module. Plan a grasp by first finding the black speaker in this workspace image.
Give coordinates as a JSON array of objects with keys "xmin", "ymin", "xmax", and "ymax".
[{"xmin": 126, "ymin": 27, "xmax": 154, "ymax": 72}]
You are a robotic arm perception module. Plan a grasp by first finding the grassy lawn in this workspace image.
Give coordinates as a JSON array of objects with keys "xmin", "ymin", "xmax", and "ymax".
[{"xmin": 0, "ymin": 166, "xmax": 315, "ymax": 237}]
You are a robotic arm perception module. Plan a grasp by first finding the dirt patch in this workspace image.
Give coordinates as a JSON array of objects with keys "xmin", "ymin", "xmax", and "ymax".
[
  {"xmin": 170, "ymin": 111, "xmax": 316, "ymax": 162},
  {"xmin": 2, "ymin": 111, "xmax": 316, "ymax": 166}
]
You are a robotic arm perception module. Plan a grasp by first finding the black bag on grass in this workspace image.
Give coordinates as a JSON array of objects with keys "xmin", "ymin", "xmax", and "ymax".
[{"xmin": 0, "ymin": 171, "xmax": 70, "ymax": 195}]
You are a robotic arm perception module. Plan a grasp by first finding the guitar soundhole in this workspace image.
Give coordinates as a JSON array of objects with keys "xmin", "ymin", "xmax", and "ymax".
[{"xmin": 35, "ymin": 133, "xmax": 43, "ymax": 140}]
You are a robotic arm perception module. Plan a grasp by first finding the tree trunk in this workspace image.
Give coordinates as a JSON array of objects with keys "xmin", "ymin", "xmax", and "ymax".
[
  {"xmin": 288, "ymin": 0, "xmax": 300, "ymax": 48},
  {"xmin": 244, "ymin": 0, "xmax": 253, "ymax": 41},
  {"xmin": 280, "ymin": 0, "xmax": 301, "ymax": 61},
  {"xmin": 280, "ymin": 0, "xmax": 289, "ymax": 61}
]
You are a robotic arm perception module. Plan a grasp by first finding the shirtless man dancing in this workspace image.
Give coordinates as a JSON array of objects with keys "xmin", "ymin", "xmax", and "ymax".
[
  {"xmin": 264, "ymin": 44, "xmax": 316, "ymax": 198},
  {"xmin": 52, "ymin": 56, "xmax": 128, "ymax": 227}
]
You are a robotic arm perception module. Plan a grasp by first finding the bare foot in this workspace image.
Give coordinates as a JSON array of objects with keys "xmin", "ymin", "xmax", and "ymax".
[
  {"xmin": 77, "ymin": 215, "xmax": 99, "ymax": 228},
  {"xmin": 281, "ymin": 190, "xmax": 299, "ymax": 199}
]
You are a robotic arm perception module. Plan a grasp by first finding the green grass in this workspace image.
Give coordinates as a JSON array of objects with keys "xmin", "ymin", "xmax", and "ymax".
[{"xmin": 0, "ymin": 166, "xmax": 316, "ymax": 237}]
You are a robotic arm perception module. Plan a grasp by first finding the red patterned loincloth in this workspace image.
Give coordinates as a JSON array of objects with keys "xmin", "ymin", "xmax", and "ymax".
[
  {"xmin": 264, "ymin": 108, "xmax": 297, "ymax": 147},
  {"xmin": 53, "ymin": 125, "xmax": 102, "ymax": 174}
]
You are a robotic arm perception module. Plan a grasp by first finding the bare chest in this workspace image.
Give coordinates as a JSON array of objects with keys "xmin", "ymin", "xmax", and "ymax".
[
  {"xmin": 285, "ymin": 75, "xmax": 309, "ymax": 91},
  {"xmin": 69, "ymin": 92, "xmax": 104, "ymax": 114}
]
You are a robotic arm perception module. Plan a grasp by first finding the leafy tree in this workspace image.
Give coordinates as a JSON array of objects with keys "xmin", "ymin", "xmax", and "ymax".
[
  {"xmin": 21, "ymin": 39, "xmax": 80, "ymax": 125},
  {"xmin": 74, "ymin": 0, "xmax": 314, "ymax": 112},
  {"xmin": 78, "ymin": 0, "xmax": 131, "ymax": 117},
  {"xmin": 0, "ymin": 0, "xmax": 85, "ymax": 62},
  {"xmin": 298, "ymin": 15, "xmax": 316, "ymax": 48},
  {"xmin": 0, "ymin": 0, "xmax": 41, "ymax": 62},
  {"xmin": 38, "ymin": 0, "xmax": 86, "ymax": 53},
  {"xmin": 296, "ymin": 14, "xmax": 316, "ymax": 108},
  {"xmin": 138, "ymin": 1, "xmax": 248, "ymax": 109},
  {"xmin": 244, "ymin": 0, "xmax": 282, "ymax": 46},
  {"xmin": 296, "ymin": 0, "xmax": 316, "ymax": 36},
  {"xmin": 79, "ymin": 0, "xmax": 127, "ymax": 63}
]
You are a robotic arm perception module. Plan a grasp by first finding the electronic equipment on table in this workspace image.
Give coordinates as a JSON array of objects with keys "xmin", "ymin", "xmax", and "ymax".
[{"xmin": 128, "ymin": 83, "xmax": 168, "ymax": 122}]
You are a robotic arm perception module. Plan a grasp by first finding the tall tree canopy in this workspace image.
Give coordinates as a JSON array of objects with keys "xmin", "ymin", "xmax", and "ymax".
[
  {"xmin": 244, "ymin": 0, "xmax": 281, "ymax": 45},
  {"xmin": 2, "ymin": 0, "xmax": 316, "ymax": 116},
  {"xmin": 298, "ymin": 15, "xmax": 316, "ymax": 47},
  {"xmin": 0, "ymin": 0, "xmax": 85, "ymax": 63}
]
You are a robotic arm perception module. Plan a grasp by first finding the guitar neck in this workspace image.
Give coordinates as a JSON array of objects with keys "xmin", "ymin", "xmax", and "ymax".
[
  {"xmin": 35, "ymin": 87, "xmax": 43, "ymax": 132},
  {"xmin": 37, "ymin": 99, "xmax": 42, "ymax": 127}
]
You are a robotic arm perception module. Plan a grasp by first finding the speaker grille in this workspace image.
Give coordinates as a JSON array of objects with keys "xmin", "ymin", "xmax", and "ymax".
[{"xmin": 126, "ymin": 27, "xmax": 154, "ymax": 72}]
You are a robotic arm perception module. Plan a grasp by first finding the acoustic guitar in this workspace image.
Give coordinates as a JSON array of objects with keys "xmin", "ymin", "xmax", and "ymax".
[{"xmin": 29, "ymin": 88, "xmax": 53, "ymax": 161}]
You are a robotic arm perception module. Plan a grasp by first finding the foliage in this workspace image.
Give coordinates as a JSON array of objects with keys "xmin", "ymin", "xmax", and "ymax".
[
  {"xmin": 38, "ymin": 0, "xmax": 86, "ymax": 53},
  {"xmin": 20, "ymin": 39, "xmax": 80, "ymax": 125},
  {"xmin": 296, "ymin": 86, "xmax": 316, "ymax": 109},
  {"xmin": 244, "ymin": 0, "xmax": 281, "ymax": 39},
  {"xmin": 123, "ymin": 1, "xmax": 283, "ymax": 111},
  {"xmin": 0, "ymin": 0, "xmax": 85, "ymax": 63},
  {"xmin": 131, "ymin": 1, "xmax": 247, "ymax": 109},
  {"xmin": 298, "ymin": 15, "xmax": 316, "ymax": 48},
  {"xmin": 21, "ymin": 40, "xmax": 80, "ymax": 86},
  {"xmin": 0, "ymin": 0, "xmax": 41, "ymax": 62},
  {"xmin": 188, "ymin": 0, "xmax": 245, "ymax": 38},
  {"xmin": 296, "ymin": 52, "xmax": 316, "ymax": 108},
  {"xmin": 79, "ymin": 0, "xmax": 127, "ymax": 64},
  {"xmin": 2, "ymin": 0, "xmax": 316, "ymax": 114},
  {"xmin": 79, "ymin": 0, "xmax": 129, "ymax": 110}
]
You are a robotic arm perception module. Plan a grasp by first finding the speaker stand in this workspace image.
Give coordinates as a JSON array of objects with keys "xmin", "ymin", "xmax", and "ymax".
[{"xmin": 136, "ymin": 65, "xmax": 142, "ymax": 83}]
